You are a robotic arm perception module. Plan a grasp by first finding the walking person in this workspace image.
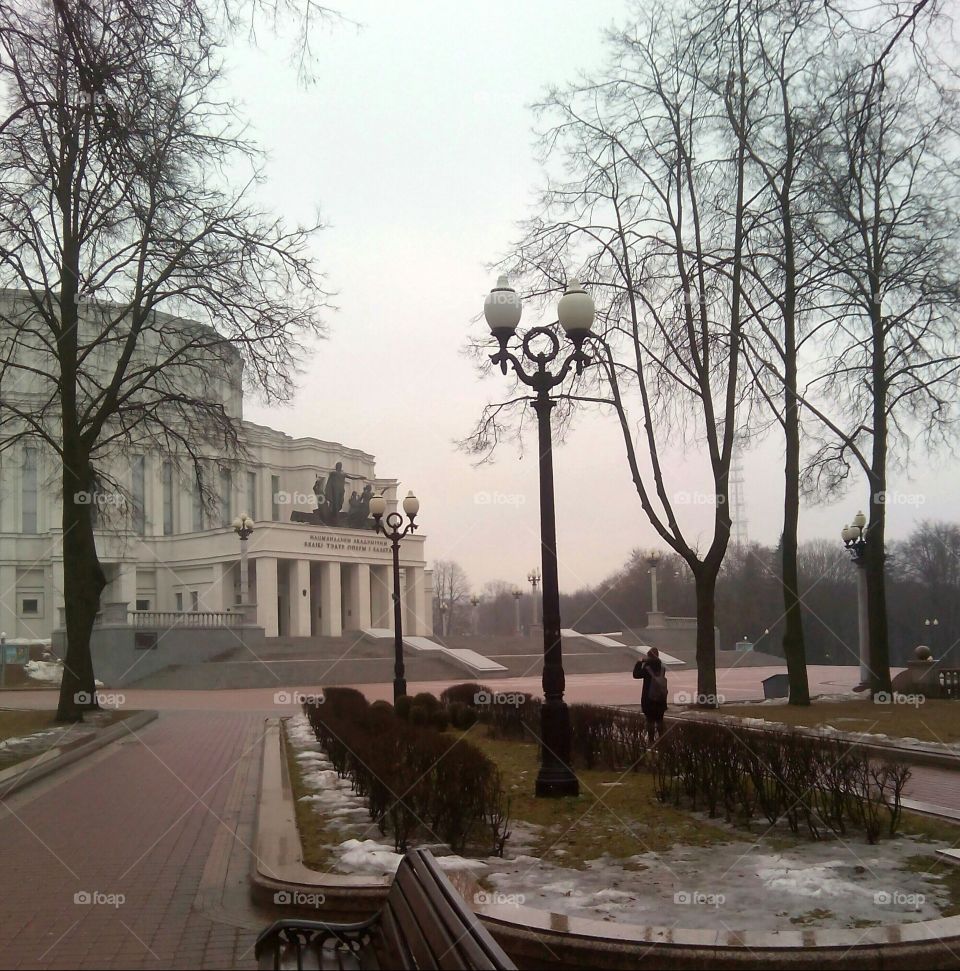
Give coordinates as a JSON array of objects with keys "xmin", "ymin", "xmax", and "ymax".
[{"xmin": 633, "ymin": 647, "xmax": 668, "ymax": 746}]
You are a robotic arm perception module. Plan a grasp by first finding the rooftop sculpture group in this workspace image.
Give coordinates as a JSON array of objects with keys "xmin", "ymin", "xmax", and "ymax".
[{"xmin": 291, "ymin": 461, "xmax": 376, "ymax": 529}]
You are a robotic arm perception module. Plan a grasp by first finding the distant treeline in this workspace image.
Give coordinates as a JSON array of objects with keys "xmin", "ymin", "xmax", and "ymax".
[{"xmin": 472, "ymin": 520, "xmax": 959, "ymax": 666}]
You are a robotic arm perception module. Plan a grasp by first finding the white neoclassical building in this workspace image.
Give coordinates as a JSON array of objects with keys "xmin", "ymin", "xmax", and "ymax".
[{"xmin": 0, "ymin": 290, "xmax": 432, "ymax": 642}]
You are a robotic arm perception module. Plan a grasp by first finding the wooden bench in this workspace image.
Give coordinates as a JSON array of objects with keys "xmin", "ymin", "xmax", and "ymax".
[{"xmin": 256, "ymin": 849, "xmax": 517, "ymax": 970}]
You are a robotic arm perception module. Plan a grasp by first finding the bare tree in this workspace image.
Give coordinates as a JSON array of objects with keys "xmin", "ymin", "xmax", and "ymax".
[
  {"xmin": 793, "ymin": 45, "xmax": 960, "ymax": 694},
  {"xmin": 0, "ymin": 0, "xmax": 331, "ymax": 719},
  {"xmin": 432, "ymin": 559, "xmax": 469, "ymax": 637},
  {"xmin": 466, "ymin": 2, "xmax": 758, "ymax": 704}
]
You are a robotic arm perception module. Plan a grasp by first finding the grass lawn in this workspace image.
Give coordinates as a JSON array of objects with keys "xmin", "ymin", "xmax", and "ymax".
[
  {"xmin": 706, "ymin": 698, "xmax": 960, "ymax": 745},
  {"xmin": 463, "ymin": 730, "xmax": 752, "ymax": 867},
  {"xmin": 0, "ymin": 708, "xmax": 137, "ymax": 768}
]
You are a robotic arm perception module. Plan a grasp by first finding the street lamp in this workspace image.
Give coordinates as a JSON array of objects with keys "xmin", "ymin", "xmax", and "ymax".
[
  {"xmin": 511, "ymin": 588, "xmax": 523, "ymax": 635},
  {"xmin": 371, "ymin": 491, "xmax": 419, "ymax": 702},
  {"xmin": 925, "ymin": 618, "xmax": 939, "ymax": 656},
  {"xmin": 527, "ymin": 567, "xmax": 542, "ymax": 627},
  {"xmin": 232, "ymin": 513, "xmax": 255, "ymax": 623},
  {"xmin": 483, "ymin": 273, "xmax": 596, "ymax": 798},
  {"xmin": 842, "ymin": 511, "xmax": 870, "ymax": 689},
  {"xmin": 470, "ymin": 593, "xmax": 481, "ymax": 635}
]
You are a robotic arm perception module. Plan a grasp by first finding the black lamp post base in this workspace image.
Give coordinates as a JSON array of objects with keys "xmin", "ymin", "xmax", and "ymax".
[
  {"xmin": 535, "ymin": 764, "xmax": 580, "ymax": 798},
  {"xmin": 393, "ymin": 678, "xmax": 407, "ymax": 703}
]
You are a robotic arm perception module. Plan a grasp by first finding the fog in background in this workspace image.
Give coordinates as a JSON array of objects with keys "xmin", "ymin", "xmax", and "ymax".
[{"xmin": 234, "ymin": 0, "xmax": 958, "ymax": 594}]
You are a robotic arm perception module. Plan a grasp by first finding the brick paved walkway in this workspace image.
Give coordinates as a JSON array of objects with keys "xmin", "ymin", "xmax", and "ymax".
[{"xmin": 0, "ymin": 711, "xmax": 269, "ymax": 970}]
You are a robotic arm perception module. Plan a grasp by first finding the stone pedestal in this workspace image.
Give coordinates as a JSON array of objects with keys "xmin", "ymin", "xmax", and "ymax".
[{"xmin": 646, "ymin": 611, "xmax": 667, "ymax": 629}]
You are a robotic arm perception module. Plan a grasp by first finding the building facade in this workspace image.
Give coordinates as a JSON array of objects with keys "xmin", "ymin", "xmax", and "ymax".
[{"xmin": 0, "ymin": 291, "xmax": 432, "ymax": 642}]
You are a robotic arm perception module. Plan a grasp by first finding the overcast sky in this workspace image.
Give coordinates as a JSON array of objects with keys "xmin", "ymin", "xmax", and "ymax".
[{"xmin": 233, "ymin": 0, "xmax": 958, "ymax": 595}]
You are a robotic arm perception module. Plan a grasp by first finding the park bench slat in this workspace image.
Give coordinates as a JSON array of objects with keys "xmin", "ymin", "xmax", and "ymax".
[
  {"xmin": 410, "ymin": 851, "xmax": 514, "ymax": 970},
  {"xmin": 393, "ymin": 862, "xmax": 468, "ymax": 969},
  {"xmin": 384, "ymin": 890, "xmax": 439, "ymax": 969}
]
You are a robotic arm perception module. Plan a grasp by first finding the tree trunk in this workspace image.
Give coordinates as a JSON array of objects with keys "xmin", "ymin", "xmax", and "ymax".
[
  {"xmin": 781, "ymin": 366, "xmax": 810, "ymax": 705},
  {"xmin": 867, "ymin": 310, "xmax": 892, "ymax": 694},
  {"xmin": 693, "ymin": 569, "xmax": 719, "ymax": 705},
  {"xmin": 56, "ymin": 441, "xmax": 105, "ymax": 721}
]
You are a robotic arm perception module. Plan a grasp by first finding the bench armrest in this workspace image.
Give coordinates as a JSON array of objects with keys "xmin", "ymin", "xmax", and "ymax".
[{"xmin": 254, "ymin": 916, "xmax": 379, "ymax": 959}]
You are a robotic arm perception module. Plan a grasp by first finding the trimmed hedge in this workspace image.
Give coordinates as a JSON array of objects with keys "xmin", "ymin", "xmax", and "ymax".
[
  {"xmin": 303, "ymin": 691, "xmax": 511, "ymax": 855},
  {"xmin": 653, "ymin": 721, "xmax": 911, "ymax": 842}
]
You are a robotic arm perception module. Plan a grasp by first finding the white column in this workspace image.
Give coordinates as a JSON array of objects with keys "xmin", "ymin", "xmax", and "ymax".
[
  {"xmin": 290, "ymin": 559, "xmax": 311, "ymax": 637},
  {"xmin": 370, "ymin": 565, "xmax": 391, "ymax": 628},
  {"xmin": 256, "ymin": 556, "xmax": 279, "ymax": 637},
  {"xmin": 404, "ymin": 566, "xmax": 426, "ymax": 637},
  {"xmin": 319, "ymin": 561, "xmax": 342, "ymax": 637},
  {"xmin": 355, "ymin": 564, "xmax": 372, "ymax": 630},
  {"xmin": 116, "ymin": 561, "xmax": 137, "ymax": 612},
  {"xmin": 0, "ymin": 565, "xmax": 16, "ymax": 638}
]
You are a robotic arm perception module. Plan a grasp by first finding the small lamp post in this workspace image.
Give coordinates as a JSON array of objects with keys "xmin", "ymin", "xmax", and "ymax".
[
  {"xmin": 371, "ymin": 491, "xmax": 419, "ymax": 702},
  {"xmin": 438, "ymin": 601, "xmax": 448, "ymax": 637},
  {"xmin": 483, "ymin": 273, "xmax": 597, "ymax": 798},
  {"xmin": 512, "ymin": 588, "xmax": 522, "ymax": 635},
  {"xmin": 470, "ymin": 593, "xmax": 481, "ymax": 635},
  {"xmin": 232, "ymin": 513, "xmax": 255, "ymax": 622},
  {"xmin": 842, "ymin": 511, "xmax": 870, "ymax": 689},
  {"xmin": 527, "ymin": 568, "xmax": 542, "ymax": 627},
  {"xmin": 925, "ymin": 618, "xmax": 939, "ymax": 657}
]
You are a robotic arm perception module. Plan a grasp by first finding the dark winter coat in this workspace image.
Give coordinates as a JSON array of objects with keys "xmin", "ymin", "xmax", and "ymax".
[{"xmin": 637, "ymin": 657, "xmax": 668, "ymax": 720}]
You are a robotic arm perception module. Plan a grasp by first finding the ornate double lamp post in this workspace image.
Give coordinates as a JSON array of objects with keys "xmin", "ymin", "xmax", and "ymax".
[
  {"xmin": 512, "ymin": 588, "xmax": 522, "ymax": 635},
  {"xmin": 232, "ymin": 513, "xmax": 255, "ymax": 622},
  {"xmin": 370, "ymin": 491, "xmax": 420, "ymax": 702},
  {"xmin": 842, "ymin": 511, "xmax": 870, "ymax": 689},
  {"xmin": 483, "ymin": 274, "xmax": 596, "ymax": 798}
]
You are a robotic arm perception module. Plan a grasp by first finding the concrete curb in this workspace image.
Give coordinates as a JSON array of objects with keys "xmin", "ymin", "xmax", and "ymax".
[
  {"xmin": 0, "ymin": 709, "xmax": 158, "ymax": 798},
  {"xmin": 253, "ymin": 714, "xmax": 960, "ymax": 968},
  {"xmin": 249, "ymin": 717, "xmax": 390, "ymax": 921}
]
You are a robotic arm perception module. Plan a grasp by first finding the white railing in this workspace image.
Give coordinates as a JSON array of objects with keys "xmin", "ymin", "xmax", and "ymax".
[{"xmin": 130, "ymin": 610, "xmax": 243, "ymax": 629}]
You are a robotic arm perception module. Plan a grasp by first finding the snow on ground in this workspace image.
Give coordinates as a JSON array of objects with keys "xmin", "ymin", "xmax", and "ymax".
[
  {"xmin": 23, "ymin": 660, "xmax": 63, "ymax": 683},
  {"xmin": 483, "ymin": 839, "xmax": 948, "ymax": 930},
  {"xmin": 0, "ymin": 722, "xmax": 100, "ymax": 767},
  {"xmin": 285, "ymin": 712, "xmax": 953, "ymax": 930}
]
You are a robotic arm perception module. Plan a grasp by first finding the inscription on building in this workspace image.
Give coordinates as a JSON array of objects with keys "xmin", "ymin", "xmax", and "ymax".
[{"xmin": 303, "ymin": 533, "xmax": 391, "ymax": 555}]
